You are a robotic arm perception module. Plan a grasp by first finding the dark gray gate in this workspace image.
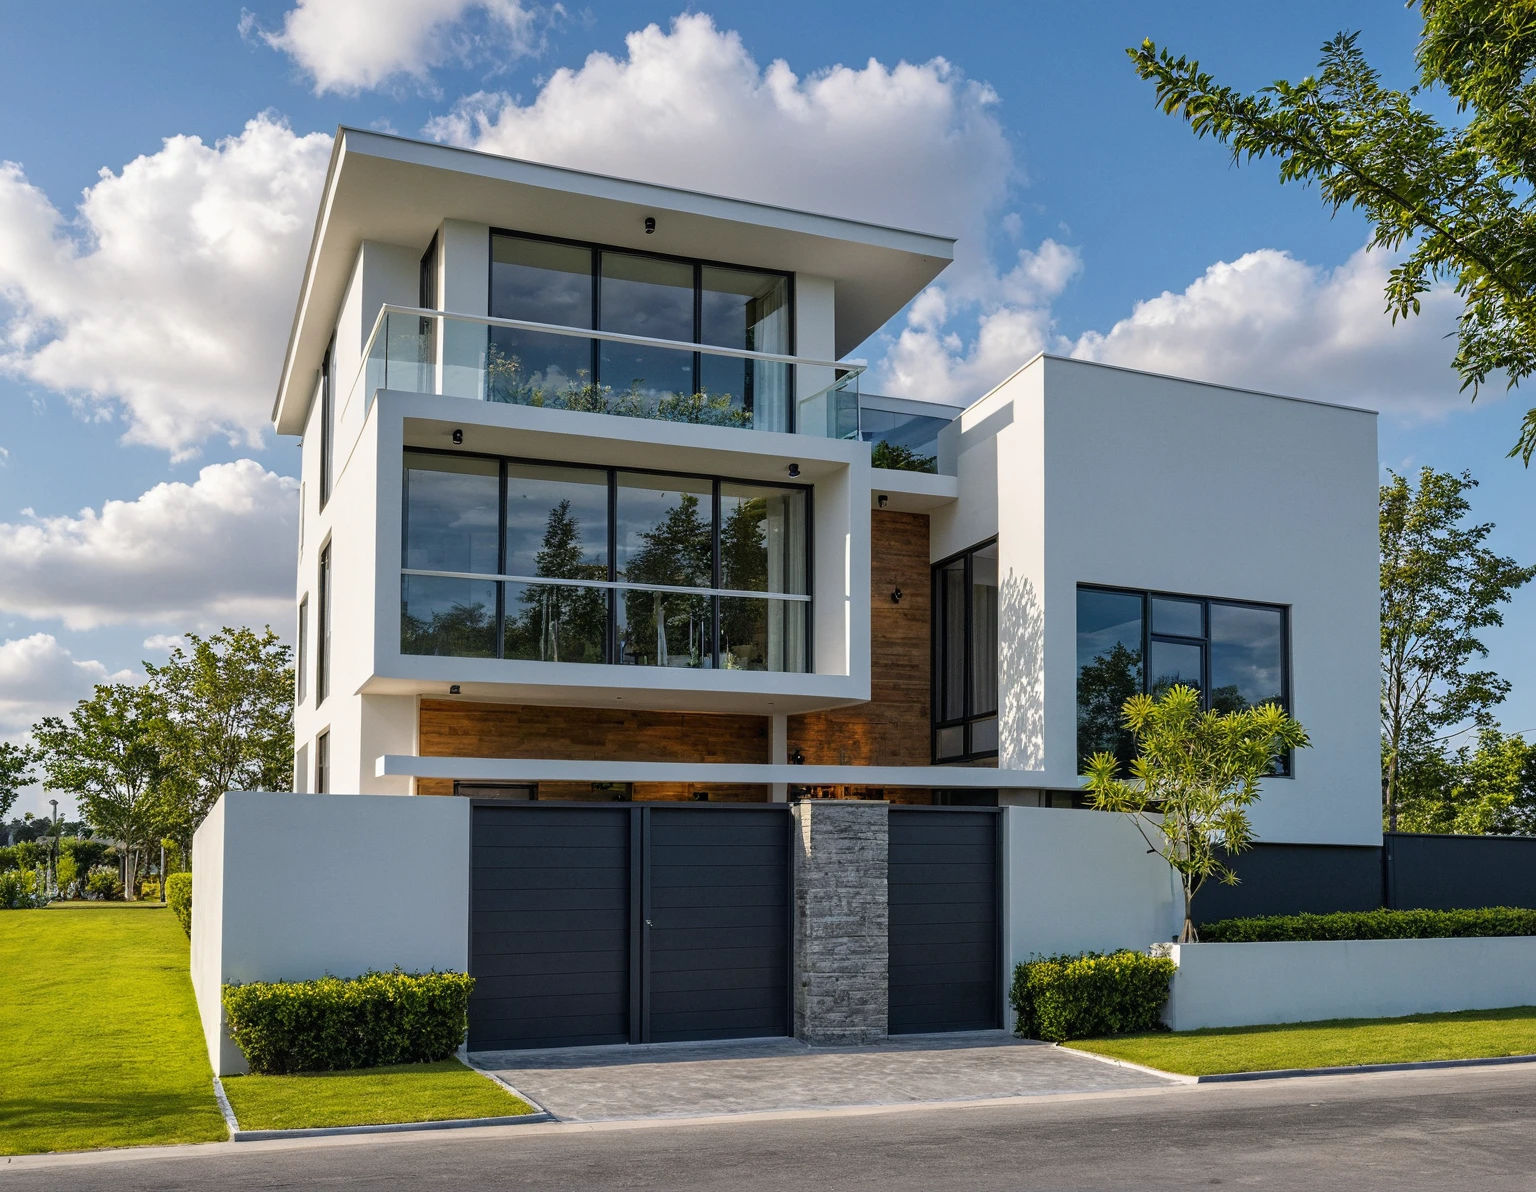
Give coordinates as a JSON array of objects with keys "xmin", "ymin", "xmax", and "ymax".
[
  {"xmin": 887, "ymin": 807, "xmax": 1001, "ymax": 1034},
  {"xmin": 469, "ymin": 802, "xmax": 790, "ymax": 1051}
]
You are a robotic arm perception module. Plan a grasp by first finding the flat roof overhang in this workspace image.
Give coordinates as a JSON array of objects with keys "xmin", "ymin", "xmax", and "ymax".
[
  {"xmin": 273, "ymin": 128, "xmax": 956, "ymax": 435},
  {"xmin": 378, "ymin": 755, "xmax": 1041, "ymax": 788}
]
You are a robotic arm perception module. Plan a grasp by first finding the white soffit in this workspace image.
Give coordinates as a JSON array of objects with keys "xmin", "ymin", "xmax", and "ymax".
[{"xmin": 273, "ymin": 129, "xmax": 957, "ymax": 434}]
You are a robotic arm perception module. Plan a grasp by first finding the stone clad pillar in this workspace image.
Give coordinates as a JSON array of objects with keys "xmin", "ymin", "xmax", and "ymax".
[{"xmin": 792, "ymin": 800, "xmax": 888, "ymax": 1044}]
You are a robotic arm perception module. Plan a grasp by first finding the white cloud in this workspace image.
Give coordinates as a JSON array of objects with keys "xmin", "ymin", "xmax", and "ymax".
[
  {"xmin": 0, "ymin": 634, "xmax": 134, "ymax": 738},
  {"xmin": 0, "ymin": 460, "xmax": 297, "ymax": 631},
  {"xmin": 876, "ymin": 239, "xmax": 1081, "ymax": 403},
  {"xmin": 1070, "ymin": 246, "xmax": 1471, "ymax": 419},
  {"xmin": 0, "ymin": 115, "xmax": 331, "ymax": 458},
  {"xmin": 249, "ymin": 0, "xmax": 542, "ymax": 95},
  {"xmin": 142, "ymin": 634, "xmax": 187, "ymax": 651},
  {"xmin": 426, "ymin": 14, "xmax": 1013, "ymax": 296}
]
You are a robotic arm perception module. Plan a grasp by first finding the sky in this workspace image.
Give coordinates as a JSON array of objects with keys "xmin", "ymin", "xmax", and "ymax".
[{"xmin": 1, "ymin": 1, "xmax": 1532, "ymax": 818}]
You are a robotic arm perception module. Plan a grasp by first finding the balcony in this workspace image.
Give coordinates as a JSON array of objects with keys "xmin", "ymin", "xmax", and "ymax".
[{"xmin": 348, "ymin": 305, "xmax": 864, "ymax": 440}]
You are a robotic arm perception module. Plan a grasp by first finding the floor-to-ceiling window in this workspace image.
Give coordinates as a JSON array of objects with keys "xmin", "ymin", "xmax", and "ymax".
[
  {"xmin": 401, "ymin": 450, "xmax": 810, "ymax": 671},
  {"xmin": 317, "ymin": 544, "xmax": 332, "ymax": 705},
  {"xmin": 1075, "ymin": 585, "xmax": 1291, "ymax": 775},
  {"xmin": 933, "ymin": 539, "xmax": 999, "ymax": 763},
  {"xmin": 488, "ymin": 232, "xmax": 793, "ymax": 430}
]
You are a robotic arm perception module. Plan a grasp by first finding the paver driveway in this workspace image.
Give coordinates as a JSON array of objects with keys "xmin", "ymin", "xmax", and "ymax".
[{"xmin": 469, "ymin": 1030, "xmax": 1174, "ymax": 1121}]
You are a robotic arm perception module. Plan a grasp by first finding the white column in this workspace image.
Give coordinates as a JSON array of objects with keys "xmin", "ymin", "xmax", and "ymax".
[{"xmin": 770, "ymin": 713, "xmax": 789, "ymax": 803}]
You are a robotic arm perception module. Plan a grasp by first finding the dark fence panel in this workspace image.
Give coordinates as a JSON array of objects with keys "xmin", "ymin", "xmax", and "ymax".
[
  {"xmin": 1194, "ymin": 843, "xmax": 1383, "ymax": 925},
  {"xmin": 1386, "ymin": 833, "xmax": 1536, "ymax": 911}
]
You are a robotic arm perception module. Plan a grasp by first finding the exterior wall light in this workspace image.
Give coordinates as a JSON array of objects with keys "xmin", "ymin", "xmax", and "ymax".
[
  {"xmin": 448, "ymin": 684, "xmax": 461, "ymax": 695},
  {"xmin": 787, "ymin": 462, "xmax": 800, "ymax": 477},
  {"xmin": 877, "ymin": 494, "xmax": 889, "ymax": 508},
  {"xmin": 644, "ymin": 216, "xmax": 656, "ymax": 234},
  {"xmin": 790, "ymin": 748, "xmax": 805, "ymax": 765},
  {"xmin": 891, "ymin": 587, "xmax": 904, "ymax": 604},
  {"xmin": 451, "ymin": 429, "xmax": 463, "ymax": 445}
]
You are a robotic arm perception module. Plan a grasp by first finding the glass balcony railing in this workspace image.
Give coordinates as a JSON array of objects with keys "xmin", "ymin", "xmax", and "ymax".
[{"xmin": 348, "ymin": 305, "xmax": 863, "ymax": 439}]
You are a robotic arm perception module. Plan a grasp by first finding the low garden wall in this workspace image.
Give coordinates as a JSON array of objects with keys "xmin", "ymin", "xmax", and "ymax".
[{"xmin": 1163, "ymin": 937, "xmax": 1536, "ymax": 1031}]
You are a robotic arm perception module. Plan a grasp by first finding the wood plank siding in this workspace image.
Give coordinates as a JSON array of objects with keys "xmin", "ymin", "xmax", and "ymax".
[
  {"xmin": 788, "ymin": 510, "xmax": 933, "ymax": 801},
  {"xmin": 417, "ymin": 700, "xmax": 771, "ymax": 802}
]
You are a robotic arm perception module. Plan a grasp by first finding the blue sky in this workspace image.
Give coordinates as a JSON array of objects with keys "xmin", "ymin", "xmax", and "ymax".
[{"xmin": 0, "ymin": 1, "xmax": 1531, "ymax": 816}]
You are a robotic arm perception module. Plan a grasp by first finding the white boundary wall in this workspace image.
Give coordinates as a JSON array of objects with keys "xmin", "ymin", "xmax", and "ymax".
[
  {"xmin": 1002, "ymin": 806, "xmax": 1181, "ymax": 1009},
  {"xmin": 1164, "ymin": 938, "xmax": 1536, "ymax": 1031},
  {"xmin": 191, "ymin": 792, "xmax": 471, "ymax": 1075}
]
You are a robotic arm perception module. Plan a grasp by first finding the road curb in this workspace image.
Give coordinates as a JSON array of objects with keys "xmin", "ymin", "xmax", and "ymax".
[{"xmin": 1058, "ymin": 1045, "xmax": 1536, "ymax": 1084}]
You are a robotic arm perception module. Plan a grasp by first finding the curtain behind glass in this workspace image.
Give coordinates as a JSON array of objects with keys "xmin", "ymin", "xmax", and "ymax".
[{"xmin": 701, "ymin": 267, "xmax": 791, "ymax": 432}]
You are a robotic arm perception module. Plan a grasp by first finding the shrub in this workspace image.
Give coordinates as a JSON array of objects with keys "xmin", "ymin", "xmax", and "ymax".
[
  {"xmin": 222, "ymin": 969, "xmax": 476, "ymax": 1075},
  {"xmin": 55, "ymin": 852, "xmax": 79, "ymax": 899},
  {"xmin": 0, "ymin": 869, "xmax": 49, "ymax": 909},
  {"xmin": 166, "ymin": 872, "xmax": 193, "ymax": 935},
  {"xmin": 1200, "ymin": 906, "xmax": 1536, "ymax": 942},
  {"xmin": 1011, "ymin": 951, "xmax": 1176, "ymax": 1042},
  {"xmin": 85, "ymin": 866, "xmax": 122, "ymax": 901},
  {"xmin": 139, "ymin": 879, "xmax": 160, "ymax": 901}
]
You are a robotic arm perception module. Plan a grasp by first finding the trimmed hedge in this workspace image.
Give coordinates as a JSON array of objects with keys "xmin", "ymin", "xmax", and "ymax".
[
  {"xmin": 1200, "ymin": 906, "xmax": 1536, "ymax": 943},
  {"xmin": 166, "ymin": 872, "xmax": 193, "ymax": 935},
  {"xmin": 221, "ymin": 969, "xmax": 475, "ymax": 1075},
  {"xmin": 1011, "ymin": 951, "xmax": 1175, "ymax": 1042}
]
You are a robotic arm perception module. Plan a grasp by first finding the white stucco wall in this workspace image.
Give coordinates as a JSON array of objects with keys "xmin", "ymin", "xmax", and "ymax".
[
  {"xmin": 1164, "ymin": 938, "xmax": 1536, "ymax": 1031},
  {"xmin": 972, "ymin": 356, "xmax": 1380, "ymax": 846},
  {"xmin": 1002, "ymin": 805, "xmax": 1181, "ymax": 973},
  {"xmin": 190, "ymin": 791, "xmax": 471, "ymax": 1075}
]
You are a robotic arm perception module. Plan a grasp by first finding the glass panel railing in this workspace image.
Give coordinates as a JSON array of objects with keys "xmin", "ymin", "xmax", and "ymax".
[
  {"xmin": 352, "ymin": 306, "xmax": 863, "ymax": 438},
  {"xmin": 400, "ymin": 570, "xmax": 809, "ymax": 672}
]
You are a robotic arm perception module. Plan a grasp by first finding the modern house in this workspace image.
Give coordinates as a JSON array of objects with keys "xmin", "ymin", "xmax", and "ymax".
[{"xmin": 189, "ymin": 128, "xmax": 1381, "ymax": 1071}]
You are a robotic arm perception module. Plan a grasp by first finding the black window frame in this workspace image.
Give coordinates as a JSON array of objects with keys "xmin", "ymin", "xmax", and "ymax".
[
  {"xmin": 317, "ymin": 542, "xmax": 332, "ymax": 706},
  {"xmin": 1076, "ymin": 583, "xmax": 1294, "ymax": 778},
  {"xmin": 319, "ymin": 335, "xmax": 335, "ymax": 508},
  {"xmin": 488, "ymin": 228, "xmax": 797, "ymax": 429},
  {"xmin": 296, "ymin": 595, "xmax": 308, "ymax": 705},
  {"xmin": 931, "ymin": 537, "xmax": 999, "ymax": 764},
  {"xmin": 314, "ymin": 729, "xmax": 329, "ymax": 795},
  {"xmin": 401, "ymin": 447, "xmax": 814, "ymax": 672}
]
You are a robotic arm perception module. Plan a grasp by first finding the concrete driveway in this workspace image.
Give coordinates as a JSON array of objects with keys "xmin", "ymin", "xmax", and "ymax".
[{"xmin": 468, "ymin": 1030, "xmax": 1174, "ymax": 1121}]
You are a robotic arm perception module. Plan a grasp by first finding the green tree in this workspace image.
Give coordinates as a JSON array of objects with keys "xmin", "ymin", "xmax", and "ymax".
[
  {"xmin": 147, "ymin": 627, "xmax": 294, "ymax": 852},
  {"xmin": 1397, "ymin": 727, "xmax": 1536, "ymax": 834},
  {"xmin": 621, "ymin": 492, "xmax": 713, "ymax": 666},
  {"xmin": 511, "ymin": 499, "xmax": 607, "ymax": 662},
  {"xmin": 1129, "ymin": 2, "xmax": 1536, "ymax": 462},
  {"xmin": 1083, "ymin": 684, "xmax": 1310, "ymax": 942},
  {"xmin": 33, "ymin": 683, "xmax": 171, "ymax": 900},
  {"xmin": 1379, "ymin": 468, "xmax": 1534, "ymax": 829},
  {"xmin": 1075, "ymin": 641, "xmax": 1144, "ymax": 770},
  {"xmin": 870, "ymin": 440, "xmax": 937, "ymax": 473},
  {"xmin": 0, "ymin": 741, "xmax": 39, "ymax": 822}
]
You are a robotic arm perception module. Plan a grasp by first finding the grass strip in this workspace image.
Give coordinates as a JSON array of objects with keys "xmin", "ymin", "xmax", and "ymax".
[
  {"xmin": 219, "ymin": 1059, "xmax": 534, "ymax": 1131},
  {"xmin": 1066, "ymin": 1005, "xmax": 1536, "ymax": 1076},
  {"xmin": 0, "ymin": 904, "xmax": 227, "ymax": 1155}
]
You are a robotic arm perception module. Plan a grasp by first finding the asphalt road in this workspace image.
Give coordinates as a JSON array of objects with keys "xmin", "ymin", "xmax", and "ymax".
[{"xmin": 6, "ymin": 1064, "xmax": 1535, "ymax": 1191}]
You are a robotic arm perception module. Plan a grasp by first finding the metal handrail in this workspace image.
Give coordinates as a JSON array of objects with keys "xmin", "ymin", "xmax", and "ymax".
[{"xmin": 401, "ymin": 567, "xmax": 811, "ymax": 602}]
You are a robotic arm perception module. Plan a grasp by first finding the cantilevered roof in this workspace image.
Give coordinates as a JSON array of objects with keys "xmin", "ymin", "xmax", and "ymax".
[{"xmin": 272, "ymin": 128, "xmax": 956, "ymax": 434}]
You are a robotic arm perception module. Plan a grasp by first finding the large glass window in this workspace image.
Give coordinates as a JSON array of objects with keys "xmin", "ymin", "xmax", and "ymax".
[
  {"xmin": 317, "ymin": 544, "xmax": 331, "ymax": 705},
  {"xmin": 933, "ymin": 540, "xmax": 999, "ymax": 762},
  {"xmin": 1076, "ymin": 586, "xmax": 1291, "ymax": 775},
  {"xmin": 488, "ymin": 232, "xmax": 793, "ymax": 429},
  {"xmin": 400, "ymin": 451, "xmax": 811, "ymax": 671},
  {"xmin": 296, "ymin": 596, "xmax": 308, "ymax": 705}
]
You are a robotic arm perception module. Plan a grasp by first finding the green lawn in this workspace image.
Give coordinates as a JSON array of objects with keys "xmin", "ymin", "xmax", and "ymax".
[
  {"xmin": 220, "ymin": 1060, "xmax": 534, "ymax": 1130},
  {"xmin": 0, "ymin": 904, "xmax": 227, "ymax": 1155},
  {"xmin": 1067, "ymin": 1006, "xmax": 1536, "ymax": 1076}
]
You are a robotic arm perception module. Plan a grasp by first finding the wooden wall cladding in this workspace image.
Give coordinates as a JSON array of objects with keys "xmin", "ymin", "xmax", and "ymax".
[
  {"xmin": 787, "ymin": 510, "xmax": 932, "ymax": 767},
  {"xmin": 416, "ymin": 700, "xmax": 772, "ymax": 799}
]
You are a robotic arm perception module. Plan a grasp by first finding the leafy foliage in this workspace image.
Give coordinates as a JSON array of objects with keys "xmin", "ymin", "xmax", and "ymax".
[
  {"xmin": 166, "ymin": 872, "xmax": 193, "ymax": 936},
  {"xmin": 1201, "ymin": 905, "xmax": 1536, "ymax": 943},
  {"xmin": 222, "ymin": 969, "xmax": 475, "ymax": 1075},
  {"xmin": 1130, "ymin": 2, "xmax": 1536, "ymax": 462},
  {"xmin": 1379, "ymin": 468, "xmax": 1535, "ymax": 828},
  {"xmin": 870, "ymin": 440, "xmax": 937, "ymax": 473},
  {"xmin": 1011, "ymin": 951, "xmax": 1176, "ymax": 1042},
  {"xmin": 34, "ymin": 683, "xmax": 171, "ymax": 899},
  {"xmin": 0, "ymin": 742, "xmax": 39, "ymax": 823},
  {"xmin": 1395, "ymin": 728, "xmax": 1536, "ymax": 834},
  {"xmin": 0, "ymin": 869, "xmax": 49, "ymax": 909},
  {"xmin": 1083, "ymin": 685, "xmax": 1309, "ymax": 942}
]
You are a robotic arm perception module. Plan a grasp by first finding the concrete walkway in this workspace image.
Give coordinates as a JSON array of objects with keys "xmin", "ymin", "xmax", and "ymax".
[{"xmin": 469, "ymin": 1030, "xmax": 1174, "ymax": 1121}]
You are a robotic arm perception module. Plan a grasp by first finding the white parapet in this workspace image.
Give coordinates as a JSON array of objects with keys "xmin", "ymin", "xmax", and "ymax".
[
  {"xmin": 190, "ymin": 791, "xmax": 471, "ymax": 1075},
  {"xmin": 1163, "ymin": 938, "xmax": 1536, "ymax": 1032}
]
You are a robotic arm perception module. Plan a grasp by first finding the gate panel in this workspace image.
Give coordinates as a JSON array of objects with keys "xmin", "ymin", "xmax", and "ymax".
[
  {"xmin": 469, "ymin": 805, "xmax": 632, "ymax": 1050},
  {"xmin": 645, "ymin": 807, "xmax": 791, "ymax": 1042},
  {"xmin": 888, "ymin": 808, "xmax": 1000, "ymax": 1034}
]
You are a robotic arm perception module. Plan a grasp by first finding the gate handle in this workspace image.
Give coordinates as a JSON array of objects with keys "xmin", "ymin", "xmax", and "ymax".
[{"xmin": 645, "ymin": 919, "xmax": 653, "ymax": 927}]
